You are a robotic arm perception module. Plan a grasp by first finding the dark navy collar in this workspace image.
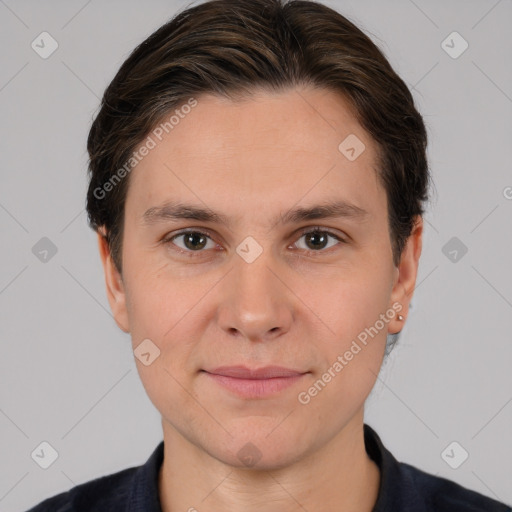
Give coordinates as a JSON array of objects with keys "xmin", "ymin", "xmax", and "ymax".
[
  {"xmin": 124, "ymin": 424, "xmax": 421, "ymax": 512},
  {"xmin": 127, "ymin": 438, "xmax": 165, "ymax": 512},
  {"xmin": 364, "ymin": 423, "xmax": 426, "ymax": 511}
]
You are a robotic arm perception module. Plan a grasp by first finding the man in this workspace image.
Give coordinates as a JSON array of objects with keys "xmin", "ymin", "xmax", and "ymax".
[{"xmin": 27, "ymin": 0, "xmax": 510, "ymax": 510}]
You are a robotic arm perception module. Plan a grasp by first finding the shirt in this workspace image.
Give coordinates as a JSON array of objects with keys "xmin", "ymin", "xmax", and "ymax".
[{"xmin": 25, "ymin": 424, "xmax": 511, "ymax": 511}]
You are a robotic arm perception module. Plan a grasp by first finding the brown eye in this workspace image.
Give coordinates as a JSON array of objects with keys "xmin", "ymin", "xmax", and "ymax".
[
  {"xmin": 293, "ymin": 228, "xmax": 345, "ymax": 253},
  {"xmin": 164, "ymin": 230, "xmax": 216, "ymax": 253}
]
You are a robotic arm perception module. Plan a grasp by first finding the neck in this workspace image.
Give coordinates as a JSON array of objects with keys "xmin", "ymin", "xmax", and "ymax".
[{"xmin": 158, "ymin": 412, "xmax": 380, "ymax": 512}]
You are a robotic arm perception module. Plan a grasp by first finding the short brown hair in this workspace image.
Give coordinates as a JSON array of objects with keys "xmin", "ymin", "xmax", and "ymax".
[{"xmin": 86, "ymin": 0, "xmax": 430, "ymax": 273}]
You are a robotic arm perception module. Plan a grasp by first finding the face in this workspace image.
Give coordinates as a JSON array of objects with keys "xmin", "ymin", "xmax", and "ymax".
[{"xmin": 98, "ymin": 86, "xmax": 422, "ymax": 469}]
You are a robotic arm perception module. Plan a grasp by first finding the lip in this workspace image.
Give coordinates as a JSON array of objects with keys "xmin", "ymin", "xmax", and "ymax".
[
  {"xmin": 202, "ymin": 365, "xmax": 308, "ymax": 398},
  {"xmin": 206, "ymin": 365, "xmax": 305, "ymax": 379}
]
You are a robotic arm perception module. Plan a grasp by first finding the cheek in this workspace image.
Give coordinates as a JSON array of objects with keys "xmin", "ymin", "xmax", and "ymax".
[
  {"xmin": 318, "ymin": 263, "xmax": 394, "ymax": 338},
  {"xmin": 124, "ymin": 275, "xmax": 169, "ymax": 341},
  {"xmin": 122, "ymin": 257, "xmax": 216, "ymax": 355},
  {"xmin": 311, "ymin": 263, "xmax": 392, "ymax": 386},
  {"xmin": 123, "ymin": 265, "xmax": 204, "ymax": 410},
  {"xmin": 122, "ymin": 245, "xmax": 180, "ymax": 333},
  {"xmin": 302, "ymin": 277, "xmax": 390, "ymax": 420}
]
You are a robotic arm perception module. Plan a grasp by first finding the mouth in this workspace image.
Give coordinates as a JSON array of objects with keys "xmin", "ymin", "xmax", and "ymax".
[{"xmin": 201, "ymin": 365, "xmax": 309, "ymax": 399}]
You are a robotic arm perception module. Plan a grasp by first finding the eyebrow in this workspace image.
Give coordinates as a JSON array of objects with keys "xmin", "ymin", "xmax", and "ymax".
[{"xmin": 141, "ymin": 199, "xmax": 369, "ymax": 229}]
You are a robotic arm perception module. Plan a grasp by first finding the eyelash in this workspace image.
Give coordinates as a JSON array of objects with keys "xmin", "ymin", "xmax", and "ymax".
[{"xmin": 161, "ymin": 226, "xmax": 347, "ymax": 257}]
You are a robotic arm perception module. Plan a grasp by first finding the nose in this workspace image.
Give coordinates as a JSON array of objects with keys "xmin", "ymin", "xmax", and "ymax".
[{"xmin": 216, "ymin": 246, "xmax": 294, "ymax": 343}]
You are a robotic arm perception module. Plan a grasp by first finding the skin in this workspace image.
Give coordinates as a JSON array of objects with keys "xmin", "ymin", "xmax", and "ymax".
[{"xmin": 97, "ymin": 86, "xmax": 422, "ymax": 512}]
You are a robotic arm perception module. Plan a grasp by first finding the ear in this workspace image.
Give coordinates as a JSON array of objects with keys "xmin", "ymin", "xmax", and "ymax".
[
  {"xmin": 97, "ymin": 228, "xmax": 130, "ymax": 333},
  {"xmin": 388, "ymin": 216, "xmax": 423, "ymax": 334}
]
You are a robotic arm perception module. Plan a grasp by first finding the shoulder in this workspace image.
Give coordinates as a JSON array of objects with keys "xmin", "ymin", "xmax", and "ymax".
[
  {"xmin": 363, "ymin": 424, "xmax": 510, "ymax": 512},
  {"xmin": 25, "ymin": 440, "xmax": 165, "ymax": 511},
  {"xmin": 399, "ymin": 461, "xmax": 511, "ymax": 512},
  {"xmin": 24, "ymin": 465, "xmax": 137, "ymax": 511}
]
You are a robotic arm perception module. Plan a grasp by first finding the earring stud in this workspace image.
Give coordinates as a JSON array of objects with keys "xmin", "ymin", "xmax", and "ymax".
[{"xmin": 397, "ymin": 315, "xmax": 404, "ymax": 321}]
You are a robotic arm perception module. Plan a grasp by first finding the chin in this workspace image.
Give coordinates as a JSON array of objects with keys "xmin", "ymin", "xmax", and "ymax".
[{"xmin": 215, "ymin": 428, "xmax": 308, "ymax": 471}]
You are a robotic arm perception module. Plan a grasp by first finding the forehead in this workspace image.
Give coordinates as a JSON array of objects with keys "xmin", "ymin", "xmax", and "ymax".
[{"xmin": 125, "ymin": 87, "xmax": 385, "ymax": 222}]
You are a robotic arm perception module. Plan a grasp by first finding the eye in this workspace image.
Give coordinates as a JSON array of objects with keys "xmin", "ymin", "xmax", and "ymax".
[
  {"xmin": 162, "ymin": 227, "xmax": 346, "ymax": 256},
  {"xmin": 163, "ymin": 230, "xmax": 218, "ymax": 254},
  {"xmin": 292, "ymin": 227, "xmax": 346, "ymax": 253}
]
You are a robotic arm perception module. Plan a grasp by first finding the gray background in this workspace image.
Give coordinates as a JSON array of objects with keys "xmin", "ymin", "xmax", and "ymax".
[{"xmin": 1, "ymin": 0, "xmax": 511, "ymax": 510}]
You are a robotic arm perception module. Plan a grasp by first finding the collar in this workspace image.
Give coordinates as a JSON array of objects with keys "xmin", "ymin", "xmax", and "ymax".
[
  {"xmin": 364, "ymin": 423, "xmax": 427, "ymax": 511},
  {"xmin": 126, "ymin": 423, "xmax": 426, "ymax": 512}
]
